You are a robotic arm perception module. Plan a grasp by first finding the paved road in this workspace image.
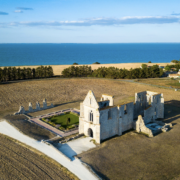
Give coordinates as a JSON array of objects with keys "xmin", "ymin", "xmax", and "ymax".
[{"xmin": 28, "ymin": 109, "xmax": 79, "ymax": 137}]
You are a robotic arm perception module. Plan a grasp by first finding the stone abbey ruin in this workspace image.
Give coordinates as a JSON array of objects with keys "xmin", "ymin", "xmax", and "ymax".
[
  {"xmin": 14, "ymin": 90, "xmax": 172, "ymax": 144},
  {"xmin": 79, "ymin": 90, "xmax": 172, "ymax": 143}
]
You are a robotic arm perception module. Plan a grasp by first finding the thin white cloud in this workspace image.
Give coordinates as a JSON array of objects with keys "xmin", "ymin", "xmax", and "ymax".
[
  {"xmin": 1, "ymin": 16, "xmax": 180, "ymax": 28},
  {"xmin": 16, "ymin": 7, "xmax": 33, "ymax": 10},
  {"xmin": 14, "ymin": 10, "xmax": 23, "ymax": 13}
]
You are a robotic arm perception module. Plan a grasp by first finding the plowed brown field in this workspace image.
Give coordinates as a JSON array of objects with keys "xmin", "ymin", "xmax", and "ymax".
[{"xmin": 0, "ymin": 134, "xmax": 78, "ymax": 180}]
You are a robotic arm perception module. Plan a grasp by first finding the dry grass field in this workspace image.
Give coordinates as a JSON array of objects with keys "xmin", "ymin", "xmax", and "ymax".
[
  {"xmin": 1, "ymin": 78, "xmax": 180, "ymax": 179},
  {"xmin": 0, "ymin": 133, "xmax": 78, "ymax": 180},
  {"xmin": 1, "ymin": 78, "xmax": 180, "ymax": 118},
  {"xmin": 135, "ymin": 78, "xmax": 180, "ymax": 89}
]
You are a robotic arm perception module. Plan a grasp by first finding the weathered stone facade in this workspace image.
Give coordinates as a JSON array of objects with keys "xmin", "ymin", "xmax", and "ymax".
[{"xmin": 79, "ymin": 90, "xmax": 165, "ymax": 143}]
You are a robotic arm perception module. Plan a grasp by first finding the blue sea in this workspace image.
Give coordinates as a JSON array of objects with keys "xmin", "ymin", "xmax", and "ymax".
[{"xmin": 0, "ymin": 43, "xmax": 180, "ymax": 66}]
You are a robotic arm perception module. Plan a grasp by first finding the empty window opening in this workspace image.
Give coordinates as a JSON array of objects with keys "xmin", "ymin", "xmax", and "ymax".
[
  {"xmin": 124, "ymin": 105, "xmax": 127, "ymax": 114},
  {"xmin": 90, "ymin": 98, "xmax": 91, "ymax": 105},
  {"xmin": 119, "ymin": 111, "xmax": 122, "ymax": 118},
  {"xmin": 154, "ymin": 108, "xmax": 157, "ymax": 116},
  {"xmin": 108, "ymin": 109, "xmax": 111, "ymax": 119},
  {"xmin": 149, "ymin": 97, "xmax": 151, "ymax": 105},
  {"xmin": 90, "ymin": 111, "xmax": 93, "ymax": 122}
]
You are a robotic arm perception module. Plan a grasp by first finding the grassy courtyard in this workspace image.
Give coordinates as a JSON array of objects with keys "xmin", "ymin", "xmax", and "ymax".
[{"xmin": 48, "ymin": 113, "xmax": 79, "ymax": 130}]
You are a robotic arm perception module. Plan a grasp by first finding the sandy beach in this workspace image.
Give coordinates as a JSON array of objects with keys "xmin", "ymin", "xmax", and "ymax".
[{"xmin": 8, "ymin": 63, "xmax": 172, "ymax": 76}]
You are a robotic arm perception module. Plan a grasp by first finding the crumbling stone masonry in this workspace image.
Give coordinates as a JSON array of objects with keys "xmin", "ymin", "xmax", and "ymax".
[
  {"xmin": 14, "ymin": 99, "xmax": 54, "ymax": 115},
  {"xmin": 79, "ymin": 90, "xmax": 167, "ymax": 144}
]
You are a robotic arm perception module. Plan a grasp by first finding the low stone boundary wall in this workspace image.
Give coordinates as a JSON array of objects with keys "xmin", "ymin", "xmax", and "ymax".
[
  {"xmin": 14, "ymin": 99, "xmax": 54, "ymax": 115},
  {"xmin": 59, "ymin": 133, "xmax": 84, "ymax": 144}
]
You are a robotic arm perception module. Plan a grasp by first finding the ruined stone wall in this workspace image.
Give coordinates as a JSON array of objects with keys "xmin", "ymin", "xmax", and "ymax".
[
  {"xmin": 101, "ymin": 94, "xmax": 114, "ymax": 106},
  {"xmin": 135, "ymin": 115, "xmax": 153, "ymax": 137},
  {"xmin": 119, "ymin": 102, "xmax": 134, "ymax": 133},
  {"xmin": 151, "ymin": 93, "xmax": 164, "ymax": 119},
  {"xmin": 134, "ymin": 91, "xmax": 147, "ymax": 119},
  {"xmin": 79, "ymin": 90, "xmax": 164, "ymax": 144},
  {"xmin": 98, "ymin": 100, "xmax": 110, "ymax": 109},
  {"xmin": 100, "ymin": 107, "xmax": 118, "ymax": 141},
  {"xmin": 144, "ymin": 106, "xmax": 155, "ymax": 124}
]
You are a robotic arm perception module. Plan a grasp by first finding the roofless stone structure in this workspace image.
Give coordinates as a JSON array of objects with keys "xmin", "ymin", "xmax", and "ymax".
[{"xmin": 79, "ymin": 90, "xmax": 170, "ymax": 144}]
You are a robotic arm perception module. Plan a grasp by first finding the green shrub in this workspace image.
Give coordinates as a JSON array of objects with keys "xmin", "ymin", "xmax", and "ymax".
[
  {"xmin": 59, "ymin": 126, "xmax": 65, "ymax": 130},
  {"xmin": 42, "ymin": 118, "xmax": 46, "ymax": 121}
]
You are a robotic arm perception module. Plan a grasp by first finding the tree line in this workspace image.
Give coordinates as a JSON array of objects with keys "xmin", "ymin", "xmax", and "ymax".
[
  {"xmin": 0, "ymin": 66, "xmax": 53, "ymax": 82},
  {"xmin": 165, "ymin": 63, "xmax": 180, "ymax": 71},
  {"xmin": 62, "ymin": 65, "xmax": 163, "ymax": 79}
]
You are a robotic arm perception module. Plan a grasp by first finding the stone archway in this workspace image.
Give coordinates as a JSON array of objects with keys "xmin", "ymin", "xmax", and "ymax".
[{"xmin": 88, "ymin": 128, "xmax": 93, "ymax": 138}]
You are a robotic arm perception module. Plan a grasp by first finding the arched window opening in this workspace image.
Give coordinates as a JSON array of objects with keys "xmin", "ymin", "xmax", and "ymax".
[
  {"xmin": 90, "ymin": 98, "xmax": 91, "ymax": 105},
  {"xmin": 88, "ymin": 128, "xmax": 93, "ymax": 138},
  {"xmin": 90, "ymin": 111, "xmax": 93, "ymax": 122}
]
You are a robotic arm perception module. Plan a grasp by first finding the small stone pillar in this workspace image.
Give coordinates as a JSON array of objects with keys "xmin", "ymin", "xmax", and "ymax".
[
  {"xmin": 18, "ymin": 106, "xmax": 25, "ymax": 114},
  {"xmin": 29, "ymin": 102, "xmax": 33, "ymax": 112},
  {"xmin": 36, "ymin": 101, "xmax": 40, "ymax": 110},
  {"xmin": 43, "ymin": 99, "xmax": 47, "ymax": 109}
]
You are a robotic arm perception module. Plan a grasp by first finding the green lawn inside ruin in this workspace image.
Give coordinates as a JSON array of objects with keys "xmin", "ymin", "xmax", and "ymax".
[{"xmin": 49, "ymin": 113, "xmax": 79, "ymax": 130}]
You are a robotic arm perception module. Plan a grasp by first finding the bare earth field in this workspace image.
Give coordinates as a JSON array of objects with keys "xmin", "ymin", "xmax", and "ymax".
[
  {"xmin": 1, "ymin": 78, "xmax": 180, "ymax": 179},
  {"xmin": 0, "ymin": 133, "xmax": 77, "ymax": 180}
]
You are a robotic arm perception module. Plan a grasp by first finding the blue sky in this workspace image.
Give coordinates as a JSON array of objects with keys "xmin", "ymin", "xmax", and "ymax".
[{"xmin": 0, "ymin": 0, "xmax": 180, "ymax": 43}]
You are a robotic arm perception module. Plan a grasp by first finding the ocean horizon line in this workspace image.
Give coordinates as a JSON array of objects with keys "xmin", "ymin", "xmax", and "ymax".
[{"xmin": 1, "ymin": 42, "xmax": 180, "ymax": 44}]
